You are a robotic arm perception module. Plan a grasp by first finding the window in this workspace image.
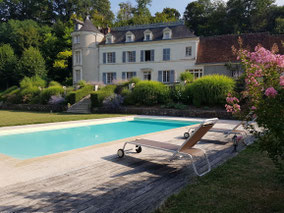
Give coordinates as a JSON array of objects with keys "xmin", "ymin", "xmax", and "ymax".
[
  {"xmin": 186, "ymin": 69, "xmax": 203, "ymax": 79},
  {"xmin": 164, "ymin": 32, "xmax": 170, "ymax": 39},
  {"xmin": 74, "ymin": 35, "xmax": 80, "ymax": 44},
  {"xmin": 159, "ymin": 70, "xmax": 175, "ymax": 83},
  {"xmin": 143, "ymin": 71, "xmax": 151, "ymax": 80},
  {"xmin": 127, "ymin": 72, "xmax": 135, "ymax": 79},
  {"xmin": 162, "ymin": 71, "xmax": 170, "ymax": 83},
  {"xmin": 163, "ymin": 28, "xmax": 172, "ymax": 39},
  {"xmin": 103, "ymin": 73, "xmax": 116, "ymax": 84},
  {"xmin": 146, "ymin": 34, "xmax": 150, "ymax": 41},
  {"xmin": 163, "ymin": 48, "xmax": 170, "ymax": 61},
  {"xmin": 75, "ymin": 51, "xmax": 81, "ymax": 65},
  {"xmin": 126, "ymin": 31, "xmax": 134, "ymax": 42},
  {"xmin": 141, "ymin": 50, "xmax": 154, "ymax": 62},
  {"xmin": 106, "ymin": 37, "xmax": 112, "ymax": 44},
  {"xmin": 103, "ymin": 52, "xmax": 116, "ymax": 64},
  {"xmin": 186, "ymin": 47, "xmax": 192, "ymax": 57},
  {"xmin": 75, "ymin": 70, "xmax": 81, "ymax": 82},
  {"xmin": 106, "ymin": 33, "xmax": 114, "ymax": 44}
]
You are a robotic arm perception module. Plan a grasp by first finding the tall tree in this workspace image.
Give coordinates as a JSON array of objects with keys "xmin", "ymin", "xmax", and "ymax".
[
  {"xmin": 19, "ymin": 47, "xmax": 47, "ymax": 78},
  {"xmin": 117, "ymin": 2, "xmax": 134, "ymax": 22},
  {"xmin": 162, "ymin": 8, "xmax": 181, "ymax": 20},
  {"xmin": 0, "ymin": 44, "xmax": 18, "ymax": 89}
]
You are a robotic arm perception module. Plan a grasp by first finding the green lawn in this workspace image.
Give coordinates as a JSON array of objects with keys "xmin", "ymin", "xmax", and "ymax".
[
  {"xmin": 156, "ymin": 145, "xmax": 284, "ymax": 213},
  {"xmin": 0, "ymin": 110, "xmax": 126, "ymax": 127}
]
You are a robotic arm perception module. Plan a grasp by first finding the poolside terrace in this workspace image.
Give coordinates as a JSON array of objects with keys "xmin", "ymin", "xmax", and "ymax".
[{"xmin": 0, "ymin": 117, "xmax": 252, "ymax": 212}]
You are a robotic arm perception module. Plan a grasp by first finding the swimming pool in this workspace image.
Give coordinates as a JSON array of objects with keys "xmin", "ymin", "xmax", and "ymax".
[{"xmin": 0, "ymin": 118, "xmax": 199, "ymax": 160}]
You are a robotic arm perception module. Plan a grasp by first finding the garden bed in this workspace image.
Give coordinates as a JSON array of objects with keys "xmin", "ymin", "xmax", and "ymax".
[{"xmin": 94, "ymin": 106, "xmax": 233, "ymax": 120}]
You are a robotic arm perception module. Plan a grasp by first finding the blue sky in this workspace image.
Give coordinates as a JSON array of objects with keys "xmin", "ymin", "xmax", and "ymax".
[{"xmin": 110, "ymin": 0, "xmax": 284, "ymax": 16}]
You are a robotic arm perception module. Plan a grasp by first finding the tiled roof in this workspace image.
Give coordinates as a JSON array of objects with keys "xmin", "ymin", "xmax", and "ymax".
[
  {"xmin": 197, "ymin": 32, "xmax": 284, "ymax": 64},
  {"xmin": 78, "ymin": 19, "xmax": 101, "ymax": 33},
  {"xmin": 101, "ymin": 22, "xmax": 196, "ymax": 45}
]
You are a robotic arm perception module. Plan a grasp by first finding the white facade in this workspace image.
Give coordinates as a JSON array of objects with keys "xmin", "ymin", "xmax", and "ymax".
[
  {"xmin": 71, "ymin": 22, "xmax": 204, "ymax": 85},
  {"xmin": 99, "ymin": 38, "xmax": 202, "ymax": 83}
]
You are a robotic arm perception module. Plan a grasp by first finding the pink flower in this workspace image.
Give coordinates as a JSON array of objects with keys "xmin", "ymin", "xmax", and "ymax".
[
  {"xmin": 251, "ymin": 106, "xmax": 256, "ymax": 110},
  {"xmin": 280, "ymin": 76, "xmax": 284, "ymax": 88},
  {"xmin": 265, "ymin": 87, "xmax": 278, "ymax": 98}
]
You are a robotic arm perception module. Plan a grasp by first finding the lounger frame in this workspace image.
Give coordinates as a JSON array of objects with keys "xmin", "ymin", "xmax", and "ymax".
[{"xmin": 119, "ymin": 118, "xmax": 218, "ymax": 177}]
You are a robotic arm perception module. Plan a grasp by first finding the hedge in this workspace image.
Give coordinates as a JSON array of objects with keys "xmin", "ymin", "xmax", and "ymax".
[
  {"xmin": 66, "ymin": 84, "xmax": 94, "ymax": 105},
  {"xmin": 40, "ymin": 86, "xmax": 65, "ymax": 104},
  {"xmin": 91, "ymin": 85, "xmax": 116, "ymax": 107},
  {"xmin": 132, "ymin": 81, "xmax": 169, "ymax": 106},
  {"xmin": 189, "ymin": 75, "xmax": 235, "ymax": 107}
]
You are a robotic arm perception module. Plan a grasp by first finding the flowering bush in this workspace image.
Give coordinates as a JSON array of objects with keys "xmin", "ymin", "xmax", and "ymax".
[
  {"xmin": 226, "ymin": 39, "xmax": 284, "ymax": 175},
  {"xmin": 103, "ymin": 94, "xmax": 124, "ymax": 110}
]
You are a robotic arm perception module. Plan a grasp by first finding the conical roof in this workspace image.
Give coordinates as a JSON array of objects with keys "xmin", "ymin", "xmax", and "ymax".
[{"xmin": 80, "ymin": 18, "xmax": 101, "ymax": 33}]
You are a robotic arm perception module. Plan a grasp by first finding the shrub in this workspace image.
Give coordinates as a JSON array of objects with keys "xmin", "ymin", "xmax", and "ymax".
[
  {"xmin": 66, "ymin": 84, "xmax": 93, "ymax": 105},
  {"xmin": 103, "ymin": 94, "xmax": 124, "ymax": 110},
  {"xmin": 132, "ymin": 81, "xmax": 169, "ymax": 106},
  {"xmin": 20, "ymin": 75, "xmax": 46, "ymax": 89},
  {"xmin": 40, "ymin": 86, "xmax": 64, "ymax": 104},
  {"xmin": 0, "ymin": 87, "xmax": 20, "ymax": 103},
  {"xmin": 180, "ymin": 72, "xmax": 194, "ymax": 83},
  {"xmin": 189, "ymin": 75, "xmax": 235, "ymax": 107},
  {"xmin": 48, "ymin": 81, "xmax": 61, "ymax": 87},
  {"xmin": 121, "ymin": 87, "xmax": 135, "ymax": 105},
  {"xmin": 129, "ymin": 77, "xmax": 140, "ymax": 84},
  {"xmin": 91, "ymin": 86, "xmax": 116, "ymax": 107},
  {"xmin": 0, "ymin": 86, "xmax": 18, "ymax": 99},
  {"xmin": 48, "ymin": 95, "xmax": 65, "ymax": 105},
  {"xmin": 169, "ymin": 84, "xmax": 187, "ymax": 103},
  {"xmin": 20, "ymin": 86, "xmax": 41, "ymax": 104}
]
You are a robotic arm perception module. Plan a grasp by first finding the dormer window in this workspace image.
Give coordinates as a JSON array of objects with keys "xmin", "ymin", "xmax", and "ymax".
[
  {"xmin": 163, "ymin": 28, "xmax": 172, "ymax": 40},
  {"xmin": 126, "ymin": 31, "xmax": 135, "ymax": 42},
  {"xmin": 106, "ymin": 33, "xmax": 114, "ymax": 44},
  {"xmin": 75, "ymin": 23, "xmax": 82, "ymax": 31},
  {"xmin": 144, "ymin": 30, "xmax": 153, "ymax": 41}
]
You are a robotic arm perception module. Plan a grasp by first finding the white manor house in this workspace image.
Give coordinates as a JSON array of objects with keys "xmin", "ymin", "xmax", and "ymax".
[{"xmin": 72, "ymin": 18, "xmax": 284, "ymax": 85}]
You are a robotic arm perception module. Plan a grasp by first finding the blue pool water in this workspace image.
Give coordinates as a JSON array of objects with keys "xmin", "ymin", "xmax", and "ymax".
[{"xmin": 0, "ymin": 118, "xmax": 199, "ymax": 160}]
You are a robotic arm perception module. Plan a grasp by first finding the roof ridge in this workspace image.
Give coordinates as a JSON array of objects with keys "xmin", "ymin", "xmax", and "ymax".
[{"xmin": 112, "ymin": 20, "xmax": 185, "ymax": 31}]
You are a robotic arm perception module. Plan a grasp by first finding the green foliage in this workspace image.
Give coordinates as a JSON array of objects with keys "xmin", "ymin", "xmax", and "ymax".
[
  {"xmin": 19, "ymin": 47, "xmax": 47, "ymax": 78},
  {"xmin": 20, "ymin": 86, "xmax": 41, "ymax": 104},
  {"xmin": 184, "ymin": 0, "xmax": 280, "ymax": 36},
  {"xmin": 0, "ymin": 44, "xmax": 18, "ymax": 89},
  {"xmin": 66, "ymin": 84, "xmax": 93, "ymax": 105},
  {"xmin": 132, "ymin": 81, "xmax": 169, "ymax": 106},
  {"xmin": 121, "ymin": 87, "xmax": 135, "ymax": 105},
  {"xmin": 129, "ymin": 77, "xmax": 141, "ymax": 84},
  {"xmin": 40, "ymin": 86, "xmax": 65, "ymax": 104},
  {"xmin": 48, "ymin": 81, "xmax": 62, "ymax": 87},
  {"xmin": 90, "ymin": 85, "xmax": 116, "ymax": 107},
  {"xmin": 189, "ymin": 75, "xmax": 235, "ymax": 107},
  {"xmin": 169, "ymin": 84, "xmax": 187, "ymax": 103},
  {"xmin": 20, "ymin": 75, "xmax": 46, "ymax": 89},
  {"xmin": 180, "ymin": 72, "xmax": 194, "ymax": 83},
  {"xmin": 0, "ymin": 86, "xmax": 18, "ymax": 101}
]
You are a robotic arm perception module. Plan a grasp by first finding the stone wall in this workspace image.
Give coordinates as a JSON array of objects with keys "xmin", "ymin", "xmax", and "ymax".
[
  {"xmin": 94, "ymin": 107, "xmax": 233, "ymax": 120},
  {"xmin": 0, "ymin": 103, "xmax": 67, "ymax": 112}
]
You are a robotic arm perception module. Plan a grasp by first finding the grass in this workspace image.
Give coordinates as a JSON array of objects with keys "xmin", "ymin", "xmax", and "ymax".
[
  {"xmin": 156, "ymin": 145, "xmax": 284, "ymax": 213},
  {"xmin": 0, "ymin": 110, "xmax": 126, "ymax": 127}
]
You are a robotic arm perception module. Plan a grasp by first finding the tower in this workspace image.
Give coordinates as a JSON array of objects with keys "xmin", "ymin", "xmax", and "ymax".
[{"xmin": 71, "ymin": 17, "xmax": 104, "ymax": 84}]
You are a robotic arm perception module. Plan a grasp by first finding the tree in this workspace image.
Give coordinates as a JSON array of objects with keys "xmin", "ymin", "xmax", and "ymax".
[
  {"xmin": 153, "ymin": 8, "xmax": 181, "ymax": 23},
  {"xmin": 0, "ymin": 44, "xmax": 18, "ymax": 89},
  {"xmin": 19, "ymin": 47, "xmax": 47, "ymax": 78},
  {"xmin": 184, "ymin": 0, "xmax": 213, "ymax": 35},
  {"xmin": 134, "ymin": 0, "xmax": 152, "ymax": 17},
  {"xmin": 162, "ymin": 8, "xmax": 181, "ymax": 20},
  {"xmin": 117, "ymin": 2, "xmax": 134, "ymax": 22}
]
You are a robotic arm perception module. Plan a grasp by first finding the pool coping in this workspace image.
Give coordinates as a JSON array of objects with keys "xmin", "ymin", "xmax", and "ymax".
[{"xmin": 0, "ymin": 115, "xmax": 204, "ymax": 164}]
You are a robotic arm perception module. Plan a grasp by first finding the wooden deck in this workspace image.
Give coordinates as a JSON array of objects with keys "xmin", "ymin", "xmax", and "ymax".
[{"xmin": 0, "ymin": 133, "xmax": 245, "ymax": 212}]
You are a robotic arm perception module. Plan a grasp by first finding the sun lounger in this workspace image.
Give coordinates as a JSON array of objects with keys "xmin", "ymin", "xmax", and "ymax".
[
  {"xmin": 183, "ymin": 115, "xmax": 256, "ymax": 139},
  {"xmin": 117, "ymin": 118, "xmax": 219, "ymax": 176}
]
